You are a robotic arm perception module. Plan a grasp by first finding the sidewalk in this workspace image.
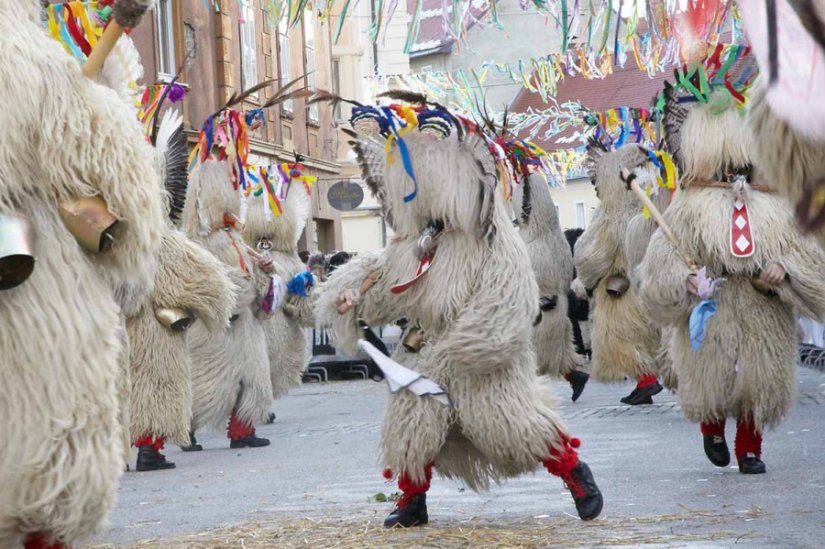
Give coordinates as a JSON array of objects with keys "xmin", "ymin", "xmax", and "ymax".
[{"xmin": 88, "ymin": 367, "xmax": 825, "ymax": 548}]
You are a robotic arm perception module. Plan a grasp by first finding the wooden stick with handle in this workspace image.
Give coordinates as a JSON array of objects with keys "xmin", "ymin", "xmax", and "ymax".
[
  {"xmin": 82, "ymin": 0, "xmax": 153, "ymax": 79},
  {"xmin": 623, "ymin": 169, "xmax": 698, "ymax": 271}
]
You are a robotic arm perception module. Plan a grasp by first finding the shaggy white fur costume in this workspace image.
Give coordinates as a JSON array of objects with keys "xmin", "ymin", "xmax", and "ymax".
[
  {"xmin": 241, "ymin": 177, "xmax": 315, "ymax": 398},
  {"xmin": 0, "ymin": 2, "xmax": 165, "ymax": 545},
  {"xmin": 573, "ymin": 145, "xmax": 661, "ymax": 383},
  {"xmin": 638, "ymin": 96, "xmax": 825, "ymax": 431},
  {"xmin": 182, "ymin": 160, "xmax": 273, "ymax": 432},
  {"xmin": 515, "ymin": 174, "xmax": 583, "ymax": 378},
  {"xmin": 127, "ymin": 229, "xmax": 235, "ymax": 445},
  {"xmin": 316, "ymin": 127, "xmax": 572, "ymax": 490}
]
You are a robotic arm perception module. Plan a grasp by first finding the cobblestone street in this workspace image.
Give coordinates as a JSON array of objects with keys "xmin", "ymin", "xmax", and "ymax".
[{"xmin": 88, "ymin": 368, "xmax": 825, "ymax": 548}]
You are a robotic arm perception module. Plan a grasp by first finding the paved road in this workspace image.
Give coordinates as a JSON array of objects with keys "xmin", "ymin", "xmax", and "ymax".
[{"xmin": 87, "ymin": 367, "xmax": 825, "ymax": 548}]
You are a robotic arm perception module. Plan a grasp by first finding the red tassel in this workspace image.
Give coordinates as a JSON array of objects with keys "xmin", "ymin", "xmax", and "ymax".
[
  {"xmin": 542, "ymin": 434, "xmax": 580, "ymax": 478},
  {"xmin": 382, "ymin": 468, "xmax": 394, "ymax": 480}
]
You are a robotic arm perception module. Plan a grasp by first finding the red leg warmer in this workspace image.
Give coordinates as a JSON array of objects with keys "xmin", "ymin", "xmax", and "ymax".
[
  {"xmin": 133, "ymin": 434, "xmax": 165, "ymax": 451},
  {"xmin": 735, "ymin": 417, "xmax": 762, "ymax": 459},
  {"xmin": 700, "ymin": 420, "xmax": 726, "ymax": 437},
  {"xmin": 394, "ymin": 464, "xmax": 433, "ymax": 509},
  {"xmin": 24, "ymin": 533, "xmax": 71, "ymax": 549},
  {"xmin": 227, "ymin": 410, "xmax": 255, "ymax": 440},
  {"xmin": 635, "ymin": 373, "xmax": 659, "ymax": 389},
  {"xmin": 563, "ymin": 372, "xmax": 572, "ymax": 382},
  {"xmin": 542, "ymin": 434, "xmax": 581, "ymax": 479}
]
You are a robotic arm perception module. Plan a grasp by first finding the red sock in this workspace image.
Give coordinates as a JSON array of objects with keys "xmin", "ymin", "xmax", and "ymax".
[
  {"xmin": 635, "ymin": 373, "xmax": 659, "ymax": 389},
  {"xmin": 700, "ymin": 420, "xmax": 726, "ymax": 437},
  {"xmin": 735, "ymin": 417, "xmax": 762, "ymax": 460},
  {"xmin": 542, "ymin": 434, "xmax": 581, "ymax": 479},
  {"xmin": 227, "ymin": 410, "xmax": 255, "ymax": 440},
  {"xmin": 395, "ymin": 463, "xmax": 433, "ymax": 509},
  {"xmin": 24, "ymin": 533, "xmax": 70, "ymax": 549},
  {"xmin": 133, "ymin": 434, "xmax": 165, "ymax": 451}
]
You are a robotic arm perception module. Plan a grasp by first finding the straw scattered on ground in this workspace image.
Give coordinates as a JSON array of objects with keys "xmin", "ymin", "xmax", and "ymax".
[{"xmin": 89, "ymin": 506, "xmax": 764, "ymax": 548}]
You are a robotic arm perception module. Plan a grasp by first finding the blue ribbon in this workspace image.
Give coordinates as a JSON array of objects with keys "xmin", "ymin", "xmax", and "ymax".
[
  {"xmin": 380, "ymin": 107, "xmax": 417, "ymax": 203},
  {"xmin": 55, "ymin": 5, "xmax": 85, "ymax": 61},
  {"xmin": 287, "ymin": 271, "xmax": 314, "ymax": 298},
  {"xmin": 689, "ymin": 299, "xmax": 718, "ymax": 351}
]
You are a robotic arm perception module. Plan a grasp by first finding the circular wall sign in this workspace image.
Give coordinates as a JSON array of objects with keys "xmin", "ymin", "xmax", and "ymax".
[{"xmin": 327, "ymin": 181, "xmax": 365, "ymax": 211}]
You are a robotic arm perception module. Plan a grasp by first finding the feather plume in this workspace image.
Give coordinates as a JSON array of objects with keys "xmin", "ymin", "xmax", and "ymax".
[
  {"xmin": 307, "ymin": 90, "xmax": 363, "ymax": 107},
  {"xmin": 156, "ymin": 110, "xmax": 189, "ymax": 224},
  {"xmin": 378, "ymin": 89, "xmax": 429, "ymax": 105},
  {"xmin": 98, "ymin": 35, "xmax": 144, "ymax": 106}
]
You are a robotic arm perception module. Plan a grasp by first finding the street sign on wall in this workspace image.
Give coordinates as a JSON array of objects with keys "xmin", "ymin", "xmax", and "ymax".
[{"xmin": 327, "ymin": 181, "xmax": 364, "ymax": 211}]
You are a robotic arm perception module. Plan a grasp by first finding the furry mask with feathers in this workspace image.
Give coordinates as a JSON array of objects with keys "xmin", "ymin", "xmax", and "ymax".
[{"xmin": 343, "ymin": 96, "xmax": 498, "ymax": 239}]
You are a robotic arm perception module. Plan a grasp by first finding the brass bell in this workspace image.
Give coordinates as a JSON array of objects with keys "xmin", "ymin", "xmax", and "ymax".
[
  {"xmin": 59, "ymin": 195, "xmax": 121, "ymax": 253},
  {"xmin": 154, "ymin": 307, "xmax": 194, "ymax": 332},
  {"xmin": 402, "ymin": 325, "xmax": 426, "ymax": 353},
  {"xmin": 0, "ymin": 213, "xmax": 36, "ymax": 290},
  {"xmin": 606, "ymin": 274, "xmax": 630, "ymax": 297}
]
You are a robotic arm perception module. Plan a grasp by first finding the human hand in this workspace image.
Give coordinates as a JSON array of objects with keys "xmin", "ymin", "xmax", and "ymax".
[
  {"xmin": 686, "ymin": 273, "xmax": 700, "ymax": 297},
  {"xmin": 758, "ymin": 263, "xmax": 786, "ymax": 287},
  {"xmin": 336, "ymin": 289, "xmax": 359, "ymax": 314},
  {"xmin": 257, "ymin": 257, "xmax": 274, "ymax": 274}
]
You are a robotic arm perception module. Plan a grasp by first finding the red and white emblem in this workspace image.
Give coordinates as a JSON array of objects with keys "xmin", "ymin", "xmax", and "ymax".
[{"xmin": 730, "ymin": 199, "xmax": 755, "ymax": 257}]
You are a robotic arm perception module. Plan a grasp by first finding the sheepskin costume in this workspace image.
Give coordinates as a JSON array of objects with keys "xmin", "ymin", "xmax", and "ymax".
[
  {"xmin": 637, "ymin": 82, "xmax": 825, "ymax": 474},
  {"xmin": 90, "ymin": 33, "xmax": 237, "ymax": 469},
  {"xmin": 740, "ymin": 0, "xmax": 825, "ymax": 247},
  {"xmin": 241, "ymin": 169, "xmax": 315, "ymax": 399},
  {"xmin": 573, "ymin": 143, "xmax": 664, "ymax": 402},
  {"xmin": 315, "ymin": 103, "xmax": 603, "ymax": 525},
  {"xmin": 181, "ymin": 160, "xmax": 273, "ymax": 448},
  {"xmin": 0, "ymin": 2, "xmax": 165, "ymax": 547},
  {"xmin": 513, "ymin": 173, "xmax": 588, "ymax": 399}
]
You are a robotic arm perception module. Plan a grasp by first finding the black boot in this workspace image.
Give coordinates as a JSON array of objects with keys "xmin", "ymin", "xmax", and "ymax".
[
  {"xmin": 620, "ymin": 383, "xmax": 662, "ymax": 405},
  {"xmin": 568, "ymin": 371, "xmax": 590, "ymax": 402},
  {"xmin": 266, "ymin": 412, "xmax": 277, "ymax": 424},
  {"xmin": 703, "ymin": 435, "xmax": 731, "ymax": 467},
  {"xmin": 136, "ymin": 446, "xmax": 176, "ymax": 472},
  {"xmin": 738, "ymin": 453, "xmax": 766, "ymax": 474},
  {"xmin": 562, "ymin": 461, "xmax": 603, "ymax": 521},
  {"xmin": 180, "ymin": 431, "xmax": 203, "ymax": 452},
  {"xmin": 384, "ymin": 493, "xmax": 428, "ymax": 528},
  {"xmin": 230, "ymin": 434, "xmax": 270, "ymax": 448}
]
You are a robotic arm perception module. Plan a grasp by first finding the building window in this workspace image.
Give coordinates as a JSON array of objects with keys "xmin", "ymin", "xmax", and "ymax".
[
  {"xmin": 239, "ymin": 0, "xmax": 258, "ymax": 91},
  {"xmin": 575, "ymin": 201, "xmax": 586, "ymax": 229},
  {"xmin": 155, "ymin": 0, "xmax": 176, "ymax": 80},
  {"xmin": 304, "ymin": 10, "xmax": 319, "ymax": 124},
  {"xmin": 278, "ymin": 18, "xmax": 292, "ymax": 113}
]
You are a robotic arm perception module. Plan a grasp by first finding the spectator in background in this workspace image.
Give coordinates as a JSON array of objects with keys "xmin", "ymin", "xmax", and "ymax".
[
  {"xmin": 298, "ymin": 250, "xmax": 310, "ymax": 265},
  {"xmin": 307, "ymin": 253, "xmax": 327, "ymax": 283}
]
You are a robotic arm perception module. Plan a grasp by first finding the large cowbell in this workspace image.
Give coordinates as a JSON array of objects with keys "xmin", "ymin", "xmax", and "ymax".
[
  {"xmin": 59, "ymin": 195, "xmax": 121, "ymax": 253},
  {"xmin": 0, "ymin": 213, "xmax": 36, "ymax": 290}
]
